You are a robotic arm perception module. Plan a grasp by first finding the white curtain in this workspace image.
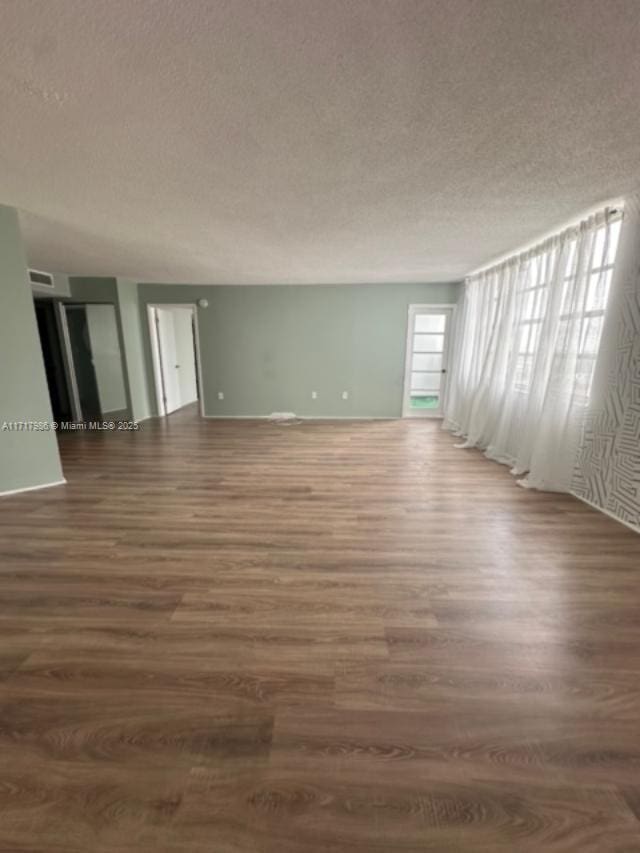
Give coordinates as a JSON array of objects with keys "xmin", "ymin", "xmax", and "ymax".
[{"xmin": 444, "ymin": 207, "xmax": 622, "ymax": 492}]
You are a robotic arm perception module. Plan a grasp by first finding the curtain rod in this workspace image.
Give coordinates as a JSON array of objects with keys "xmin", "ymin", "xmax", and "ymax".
[{"xmin": 467, "ymin": 201, "xmax": 624, "ymax": 278}]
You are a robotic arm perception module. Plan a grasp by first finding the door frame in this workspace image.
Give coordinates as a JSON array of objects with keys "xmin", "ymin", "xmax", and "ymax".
[
  {"xmin": 62, "ymin": 301, "xmax": 132, "ymax": 422},
  {"xmin": 34, "ymin": 297, "xmax": 75, "ymax": 423},
  {"xmin": 147, "ymin": 303, "xmax": 205, "ymax": 418},
  {"xmin": 402, "ymin": 303, "xmax": 456, "ymax": 418},
  {"xmin": 63, "ymin": 302, "xmax": 104, "ymax": 422},
  {"xmin": 56, "ymin": 301, "xmax": 83, "ymax": 422}
]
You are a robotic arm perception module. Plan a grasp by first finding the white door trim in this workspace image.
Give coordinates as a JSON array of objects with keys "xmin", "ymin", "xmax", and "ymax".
[
  {"xmin": 147, "ymin": 303, "xmax": 205, "ymax": 418},
  {"xmin": 402, "ymin": 303, "xmax": 456, "ymax": 419}
]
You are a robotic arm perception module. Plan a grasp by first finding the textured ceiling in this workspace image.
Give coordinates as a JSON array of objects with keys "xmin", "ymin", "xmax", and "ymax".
[{"xmin": 2, "ymin": 0, "xmax": 640, "ymax": 284}]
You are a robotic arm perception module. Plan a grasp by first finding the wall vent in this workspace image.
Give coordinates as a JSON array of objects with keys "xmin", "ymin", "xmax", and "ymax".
[{"xmin": 29, "ymin": 268, "xmax": 54, "ymax": 288}]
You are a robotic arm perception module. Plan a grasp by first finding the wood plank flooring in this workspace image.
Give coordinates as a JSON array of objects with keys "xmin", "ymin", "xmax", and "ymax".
[{"xmin": 1, "ymin": 404, "xmax": 640, "ymax": 851}]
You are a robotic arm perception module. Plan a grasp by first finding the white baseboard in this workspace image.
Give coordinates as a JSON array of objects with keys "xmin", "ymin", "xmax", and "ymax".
[
  {"xmin": 202, "ymin": 414, "xmax": 396, "ymax": 421},
  {"xmin": 102, "ymin": 408, "xmax": 129, "ymax": 418},
  {"xmin": 0, "ymin": 478, "xmax": 67, "ymax": 499},
  {"xmin": 202, "ymin": 414, "xmax": 271, "ymax": 420},
  {"xmin": 571, "ymin": 491, "xmax": 640, "ymax": 535},
  {"xmin": 299, "ymin": 416, "xmax": 395, "ymax": 421}
]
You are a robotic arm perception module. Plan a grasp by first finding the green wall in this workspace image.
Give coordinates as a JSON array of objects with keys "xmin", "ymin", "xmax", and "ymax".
[
  {"xmin": 69, "ymin": 275, "xmax": 119, "ymax": 304},
  {"xmin": 0, "ymin": 205, "xmax": 64, "ymax": 494},
  {"xmin": 138, "ymin": 282, "xmax": 460, "ymax": 418}
]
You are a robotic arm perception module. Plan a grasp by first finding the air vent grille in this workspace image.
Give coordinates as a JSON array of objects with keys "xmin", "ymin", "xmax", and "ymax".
[{"xmin": 29, "ymin": 269, "xmax": 54, "ymax": 288}]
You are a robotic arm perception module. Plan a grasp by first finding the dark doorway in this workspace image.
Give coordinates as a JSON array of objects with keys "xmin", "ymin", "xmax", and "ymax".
[
  {"xmin": 65, "ymin": 305, "xmax": 102, "ymax": 421},
  {"xmin": 34, "ymin": 300, "xmax": 73, "ymax": 423}
]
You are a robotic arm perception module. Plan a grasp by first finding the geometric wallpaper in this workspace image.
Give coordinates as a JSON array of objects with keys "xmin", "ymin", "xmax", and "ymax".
[{"xmin": 572, "ymin": 199, "xmax": 640, "ymax": 532}]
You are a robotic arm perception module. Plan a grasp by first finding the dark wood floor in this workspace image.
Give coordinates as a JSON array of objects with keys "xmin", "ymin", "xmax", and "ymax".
[{"xmin": 1, "ymin": 405, "xmax": 640, "ymax": 851}]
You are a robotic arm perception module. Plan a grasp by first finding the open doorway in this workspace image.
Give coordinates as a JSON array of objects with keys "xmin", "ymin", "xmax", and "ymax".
[
  {"xmin": 35, "ymin": 299, "xmax": 131, "ymax": 424},
  {"xmin": 147, "ymin": 304, "xmax": 203, "ymax": 417},
  {"xmin": 34, "ymin": 299, "xmax": 74, "ymax": 423}
]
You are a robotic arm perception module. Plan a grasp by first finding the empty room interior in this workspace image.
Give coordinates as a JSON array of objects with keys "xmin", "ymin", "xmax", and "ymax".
[{"xmin": 2, "ymin": 1, "xmax": 640, "ymax": 850}]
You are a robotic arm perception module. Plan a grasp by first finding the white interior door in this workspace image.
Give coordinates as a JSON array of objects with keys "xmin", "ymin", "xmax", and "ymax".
[
  {"xmin": 403, "ymin": 306, "xmax": 454, "ymax": 418},
  {"xmin": 172, "ymin": 308, "xmax": 198, "ymax": 407},
  {"xmin": 155, "ymin": 307, "xmax": 182, "ymax": 414}
]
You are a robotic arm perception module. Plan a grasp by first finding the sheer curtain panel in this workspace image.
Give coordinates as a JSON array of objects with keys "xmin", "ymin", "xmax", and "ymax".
[{"xmin": 443, "ymin": 207, "xmax": 622, "ymax": 492}]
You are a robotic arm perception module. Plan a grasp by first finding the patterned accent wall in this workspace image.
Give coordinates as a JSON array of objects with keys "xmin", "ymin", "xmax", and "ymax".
[{"xmin": 572, "ymin": 201, "xmax": 640, "ymax": 531}]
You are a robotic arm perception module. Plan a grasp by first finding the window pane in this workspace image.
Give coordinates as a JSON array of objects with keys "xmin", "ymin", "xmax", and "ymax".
[
  {"xmin": 565, "ymin": 239, "xmax": 578, "ymax": 279},
  {"xmin": 521, "ymin": 288, "xmax": 535, "ymax": 319},
  {"xmin": 540, "ymin": 246, "xmax": 557, "ymax": 285},
  {"xmin": 520, "ymin": 286, "xmax": 547, "ymax": 323},
  {"xmin": 516, "ymin": 322, "xmax": 542, "ymax": 356},
  {"xmin": 514, "ymin": 354, "xmax": 533, "ymax": 389},
  {"xmin": 414, "ymin": 313, "xmax": 446, "ymax": 333},
  {"xmin": 410, "ymin": 371, "xmax": 441, "ymax": 392},
  {"xmin": 592, "ymin": 225, "xmax": 608, "ymax": 269},
  {"xmin": 414, "ymin": 333, "xmax": 444, "ymax": 352},
  {"xmin": 560, "ymin": 278, "xmax": 574, "ymax": 314},
  {"xmin": 574, "ymin": 356, "xmax": 596, "ymax": 402},
  {"xmin": 556, "ymin": 318, "xmax": 573, "ymax": 350},
  {"xmin": 534, "ymin": 287, "xmax": 548, "ymax": 318},
  {"xmin": 605, "ymin": 219, "xmax": 622, "ymax": 265},
  {"xmin": 412, "ymin": 353, "xmax": 442, "ymax": 372},
  {"xmin": 580, "ymin": 315, "xmax": 603, "ymax": 356},
  {"xmin": 411, "ymin": 353, "xmax": 442, "ymax": 372},
  {"xmin": 517, "ymin": 325, "xmax": 531, "ymax": 354},
  {"xmin": 410, "ymin": 394, "xmax": 440, "ymax": 410},
  {"xmin": 586, "ymin": 269, "xmax": 612, "ymax": 312}
]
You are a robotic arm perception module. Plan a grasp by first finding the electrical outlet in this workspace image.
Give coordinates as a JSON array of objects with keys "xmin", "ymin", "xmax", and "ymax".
[
  {"xmin": 341, "ymin": 391, "xmax": 349, "ymax": 400},
  {"xmin": 311, "ymin": 391, "xmax": 317, "ymax": 400},
  {"xmin": 217, "ymin": 391, "xmax": 224, "ymax": 400}
]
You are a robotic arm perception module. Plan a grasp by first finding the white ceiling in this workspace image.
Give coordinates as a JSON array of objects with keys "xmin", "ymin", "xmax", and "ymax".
[{"xmin": 2, "ymin": 0, "xmax": 640, "ymax": 285}]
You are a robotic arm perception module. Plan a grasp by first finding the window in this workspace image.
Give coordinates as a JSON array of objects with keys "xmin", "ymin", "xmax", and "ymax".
[
  {"xmin": 444, "ymin": 205, "xmax": 624, "ymax": 493},
  {"xmin": 556, "ymin": 218, "xmax": 621, "ymax": 404},
  {"xmin": 513, "ymin": 250, "xmax": 553, "ymax": 391},
  {"xmin": 511, "ymin": 216, "xmax": 622, "ymax": 401}
]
